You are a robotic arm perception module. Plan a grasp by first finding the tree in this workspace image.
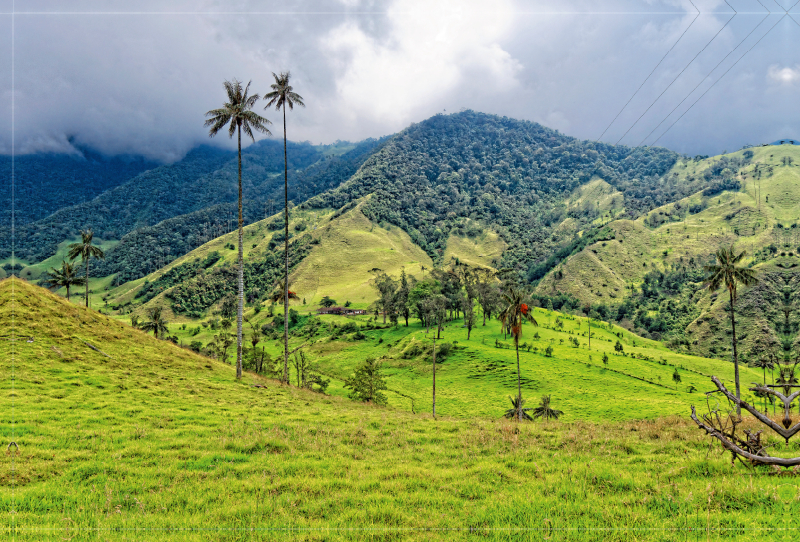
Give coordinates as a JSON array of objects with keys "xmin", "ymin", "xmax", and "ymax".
[
  {"xmin": 67, "ymin": 229, "xmax": 105, "ymax": 308},
  {"xmin": 320, "ymin": 296, "xmax": 337, "ymax": 308},
  {"xmin": 704, "ymin": 245, "xmax": 758, "ymax": 414},
  {"xmin": 476, "ymin": 276, "xmax": 501, "ymax": 326},
  {"xmin": 370, "ymin": 271, "xmax": 397, "ymax": 324},
  {"xmin": 344, "ymin": 357, "xmax": 387, "ymax": 405},
  {"xmin": 532, "ymin": 395, "xmax": 563, "ymax": 420},
  {"xmin": 503, "ymin": 396, "xmax": 533, "ymax": 421},
  {"xmin": 602, "ymin": 352, "xmax": 609, "ymax": 365},
  {"xmin": 205, "ymin": 78, "xmax": 272, "ymax": 380},
  {"xmin": 264, "ymin": 71, "xmax": 305, "ymax": 389},
  {"xmin": 43, "ymin": 260, "xmax": 85, "ymax": 301},
  {"xmin": 672, "ymin": 368, "xmax": 681, "ymax": 390},
  {"xmin": 395, "ymin": 269, "xmax": 411, "ymax": 327},
  {"xmin": 749, "ymin": 353, "xmax": 775, "ymax": 414},
  {"xmin": 499, "ymin": 287, "xmax": 538, "ymax": 421},
  {"xmin": 140, "ymin": 306, "xmax": 169, "ymax": 339},
  {"xmin": 614, "ymin": 340, "xmax": 624, "ymax": 354}
]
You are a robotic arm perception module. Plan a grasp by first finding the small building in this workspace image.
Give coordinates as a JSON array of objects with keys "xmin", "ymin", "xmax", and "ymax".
[{"xmin": 316, "ymin": 306, "xmax": 366, "ymax": 316}]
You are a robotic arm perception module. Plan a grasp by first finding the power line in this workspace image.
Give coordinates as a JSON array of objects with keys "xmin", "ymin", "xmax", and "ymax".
[
  {"xmin": 651, "ymin": 5, "xmax": 795, "ymax": 146},
  {"xmin": 595, "ymin": 0, "xmax": 700, "ymax": 142},
  {"xmin": 614, "ymin": 0, "xmax": 738, "ymax": 146},
  {"xmin": 638, "ymin": 0, "xmax": 772, "ymax": 147}
]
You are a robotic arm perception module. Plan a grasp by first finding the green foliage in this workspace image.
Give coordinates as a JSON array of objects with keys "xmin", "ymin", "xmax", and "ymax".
[
  {"xmin": 344, "ymin": 357, "xmax": 388, "ymax": 405},
  {"xmin": 615, "ymin": 340, "xmax": 624, "ymax": 353},
  {"xmin": 531, "ymin": 395, "xmax": 564, "ymax": 420},
  {"xmin": 309, "ymin": 111, "xmax": 676, "ymax": 275}
]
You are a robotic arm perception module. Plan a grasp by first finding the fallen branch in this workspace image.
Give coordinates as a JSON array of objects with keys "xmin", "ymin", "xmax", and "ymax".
[{"xmin": 84, "ymin": 341, "xmax": 112, "ymax": 359}]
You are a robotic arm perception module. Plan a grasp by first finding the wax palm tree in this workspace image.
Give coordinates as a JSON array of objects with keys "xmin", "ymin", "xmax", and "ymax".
[
  {"xmin": 264, "ymin": 71, "xmax": 305, "ymax": 386},
  {"xmin": 43, "ymin": 260, "xmax": 85, "ymax": 301},
  {"xmin": 140, "ymin": 306, "xmax": 169, "ymax": 339},
  {"xmin": 499, "ymin": 286, "xmax": 537, "ymax": 421},
  {"xmin": 267, "ymin": 278, "xmax": 299, "ymax": 304},
  {"xmin": 704, "ymin": 245, "xmax": 758, "ymax": 415},
  {"xmin": 205, "ymin": 79, "xmax": 272, "ymax": 380},
  {"xmin": 67, "ymin": 229, "xmax": 105, "ymax": 308},
  {"xmin": 502, "ymin": 396, "xmax": 534, "ymax": 421},
  {"xmin": 531, "ymin": 395, "xmax": 563, "ymax": 421}
]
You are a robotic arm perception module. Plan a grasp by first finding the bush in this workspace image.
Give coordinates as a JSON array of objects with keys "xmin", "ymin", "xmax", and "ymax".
[{"xmin": 344, "ymin": 357, "xmax": 387, "ymax": 405}]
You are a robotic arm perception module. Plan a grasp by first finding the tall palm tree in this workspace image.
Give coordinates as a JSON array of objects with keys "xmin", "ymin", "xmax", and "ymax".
[
  {"xmin": 704, "ymin": 245, "xmax": 758, "ymax": 415},
  {"xmin": 43, "ymin": 260, "xmax": 85, "ymax": 301},
  {"xmin": 264, "ymin": 71, "xmax": 305, "ymax": 385},
  {"xmin": 205, "ymin": 79, "xmax": 272, "ymax": 380},
  {"xmin": 67, "ymin": 229, "xmax": 105, "ymax": 308},
  {"xmin": 499, "ymin": 286, "xmax": 538, "ymax": 421},
  {"xmin": 140, "ymin": 306, "xmax": 169, "ymax": 339}
]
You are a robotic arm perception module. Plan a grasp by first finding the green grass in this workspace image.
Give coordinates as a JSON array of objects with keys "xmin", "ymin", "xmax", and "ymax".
[{"xmin": 2, "ymin": 277, "xmax": 797, "ymax": 540}]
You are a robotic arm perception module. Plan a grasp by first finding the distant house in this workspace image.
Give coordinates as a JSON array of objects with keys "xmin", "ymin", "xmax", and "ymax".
[{"xmin": 316, "ymin": 306, "xmax": 366, "ymax": 316}]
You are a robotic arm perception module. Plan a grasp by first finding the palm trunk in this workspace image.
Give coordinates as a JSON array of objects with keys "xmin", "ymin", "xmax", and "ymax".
[
  {"xmin": 85, "ymin": 259, "xmax": 89, "ymax": 308},
  {"xmin": 236, "ymin": 125, "xmax": 243, "ymax": 380},
  {"xmin": 66, "ymin": 285, "xmax": 70, "ymax": 301},
  {"xmin": 730, "ymin": 288, "xmax": 740, "ymax": 416},
  {"xmin": 282, "ymin": 105, "xmax": 290, "ymax": 386},
  {"xmin": 515, "ymin": 337, "xmax": 522, "ymax": 421}
]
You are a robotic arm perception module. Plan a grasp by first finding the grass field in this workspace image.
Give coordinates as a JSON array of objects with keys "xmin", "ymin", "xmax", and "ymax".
[{"xmin": 3, "ymin": 277, "xmax": 800, "ymax": 541}]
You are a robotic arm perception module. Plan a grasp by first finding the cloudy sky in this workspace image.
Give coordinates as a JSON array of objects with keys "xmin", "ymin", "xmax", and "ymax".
[{"xmin": 1, "ymin": 0, "xmax": 799, "ymax": 161}]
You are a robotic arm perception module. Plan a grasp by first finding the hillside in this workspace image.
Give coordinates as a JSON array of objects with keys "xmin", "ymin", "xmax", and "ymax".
[
  {"xmin": 0, "ymin": 146, "xmax": 157, "ymax": 229},
  {"xmin": 1, "ymin": 277, "xmax": 791, "ymax": 537},
  {"xmin": 535, "ymin": 144, "xmax": 800, "ymax": 358}
]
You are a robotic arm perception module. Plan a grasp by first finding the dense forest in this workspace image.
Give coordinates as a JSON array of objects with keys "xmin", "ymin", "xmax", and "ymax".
[
  {"xmin": 93, "ymin": 137, "xmax": 388, "ymax": 282},
  {"xmin": 1, "ymin": 140, "xmax": 324, "ymax": 264},
  {"xmin": 304, "ymin": 111, "xmax": 680, "ymax": 277},
  {"xmin": 0, "ymin": 146, "xmax": 157, "ymax": 228}
]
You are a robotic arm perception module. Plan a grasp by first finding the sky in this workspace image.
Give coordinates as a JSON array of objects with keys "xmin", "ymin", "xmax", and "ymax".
[{"xmin": 1, "ymin": 0, "xmax": 799, "ymax": 162}]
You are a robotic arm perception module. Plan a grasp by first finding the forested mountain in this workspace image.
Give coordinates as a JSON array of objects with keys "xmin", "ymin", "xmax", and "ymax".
[
  {"xmin": 1, "ymin": 139, "xmax": 325, "ymax": 264},
  {"xmin": 92, "ymin": 136, "xmax": 388, "ymax": 282},
  {"xmin": 303, "ymin": 110, "xmax": 679, "ymax": 276},
  {"xmin": 0, "ymin": 146, "xmax": 157, "ymax": 228}
]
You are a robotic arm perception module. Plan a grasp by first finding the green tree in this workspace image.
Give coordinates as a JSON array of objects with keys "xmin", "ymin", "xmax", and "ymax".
[
  {"xmin": 43, "ymin": 260, "xmax": 85, "ymax": 301},
  {"xmin": 140, "ymin": 306, "xmax": 169, "ymax": 339},
  {"xmin": 532, "ymin": 395, "xmax": 563, "ymax": 420},
  {"xmin": 205, "ymin": 78, "xmax": 272, "ymax": 380},
  {"xmin": 320, "ymin": 295, "xmax": 337, "ymax": 308},
  {"xmin": 264, "ymin": 71, "xmax": 305, "ymax": 387},
  {"xmin": 67, "ymin": 229, "xmax": 105, "ymax": 308},
  {"xmin": 602, "ymin": 352, "xmax": 609, "ymax": 365},
  {"xmin": 672, "ymin": 368, "xmax": 681, "ymax": 390},
  {"xmin": 614, "ymin": 340, "xmax": 624, "ymax": 354},
  {"xmin": 499, "ymin": 287, "xmax": 538, "ymax": 421},
  {"xmin": 395, "ymin": 269, "xmax": 411, "ymax": 327},
  {"xmin": 344, "ymin": 357, "xmax": 387, "ymax": 405},
  {"xmin": 704, "ymin": 245, "xmax": 758, "ymax": 414},
  {"xmin": 371, "ymin": 271, "xmax": 398, "ymax": 324}
]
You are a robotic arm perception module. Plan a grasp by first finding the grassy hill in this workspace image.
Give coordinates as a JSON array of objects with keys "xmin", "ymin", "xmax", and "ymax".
[
  {"xmin": 535, "ymin": 144, "xmax": 800, "ymax": 356},
  {"xmin": 1, "ymin": 277, "xmax": 794, "ymax": 539}
]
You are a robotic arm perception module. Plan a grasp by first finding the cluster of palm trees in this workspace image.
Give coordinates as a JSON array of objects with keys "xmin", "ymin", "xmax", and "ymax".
[
  {"xmin": 204, "ymin": 72, "xmax": 303, "ymax": 381},
  {"xmin": 44, "ymin": 229, "xmax": 105, "ymax": 308}
]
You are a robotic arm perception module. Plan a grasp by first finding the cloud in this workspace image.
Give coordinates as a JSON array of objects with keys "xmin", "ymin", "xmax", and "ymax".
[
  {"xmin": 320, "ymin": 0, "xmax": 521, "ymax": 130},
  {"xmin": 0, "ymin": 0, "xmax": 799, "ymax": 161},
  {"xmin": 767, "ymin": 65, "xmax": 800, "ymax": 85}
]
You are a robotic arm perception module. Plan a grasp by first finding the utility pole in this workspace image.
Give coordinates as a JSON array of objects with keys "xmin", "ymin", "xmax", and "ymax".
[{"xmin": 432, "ymin": 335, "xmax": 437, "ymax": 419}]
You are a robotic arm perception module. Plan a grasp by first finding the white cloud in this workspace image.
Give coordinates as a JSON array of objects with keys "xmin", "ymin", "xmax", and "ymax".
[
  {"xmin": 767, "ymin": 65, "xmax": 800, "ymax": 85},
  {"xmin": 320, "ymin": 0, "xmax": 521, "ymax": 130}
]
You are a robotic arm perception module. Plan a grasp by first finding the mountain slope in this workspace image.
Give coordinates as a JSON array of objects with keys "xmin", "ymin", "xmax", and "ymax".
[
  {"xmin": 0, "ymin": 146, "xmax": 158, "ymax": 229},
  {"xmin": 1, "ymin": 277, "xmax": 783, "ymax": 535}
]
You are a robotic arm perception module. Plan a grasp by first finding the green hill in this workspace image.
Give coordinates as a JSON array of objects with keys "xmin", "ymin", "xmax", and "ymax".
[
  {"xmin": 535, "ymin": 144, "xmax": 800, "ymax": 358},
  {"xmin": 1, "ymin": 278, "xmax": 790, "ymax": 538}
]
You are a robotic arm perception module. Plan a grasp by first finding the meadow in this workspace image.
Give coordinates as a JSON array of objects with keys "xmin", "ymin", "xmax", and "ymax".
[{"xmin": 3, "ymin": 278, "xmax": 799, "ymax": 541}]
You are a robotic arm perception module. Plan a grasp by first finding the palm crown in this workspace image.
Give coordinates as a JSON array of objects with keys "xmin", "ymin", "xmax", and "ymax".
[
  {"xmin": 499, "ymin": 287, "xmax": 537, "ymax": 345},
  {"xmin": 263, "ymin": 71, "xmax": 305, "ymax": 112},
  {"xmin": 204, "ymin": 79, "xmax": 272, "ymax": 140},
  {"xmin": 44, "ymin": 260, "xmax": 85, "ymax": 300},
  {"xmin": 703, "ymin": 245, "xmax": 757, "ymax": 301}
]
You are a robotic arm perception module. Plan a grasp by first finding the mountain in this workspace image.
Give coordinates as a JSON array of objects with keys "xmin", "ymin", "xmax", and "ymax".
[
  {"xmin": 0, "ymin": 146, "xmax": 158, "ymax": 228},
  {"xmin": 1, "ymin": 139, "xmax": 330, "ymax": 266},
  {"xmin": 534, "ymin": 144, "xmax": 800, "ymax": 359}
]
